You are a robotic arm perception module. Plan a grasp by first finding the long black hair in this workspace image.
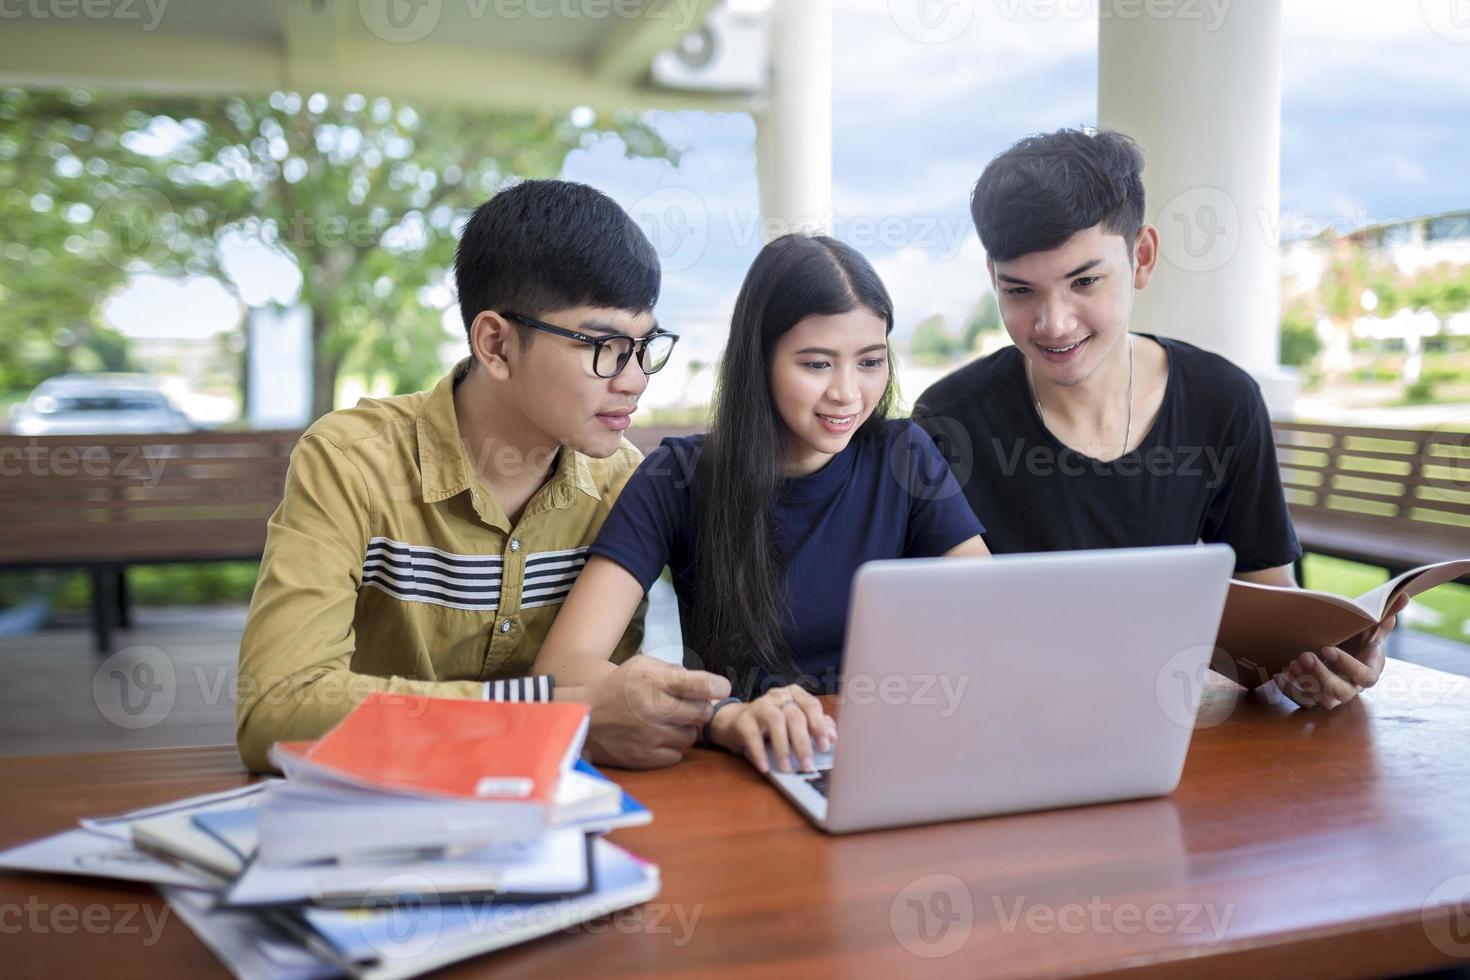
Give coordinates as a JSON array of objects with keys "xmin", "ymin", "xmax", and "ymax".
[{"xmin": 689, "ymin": 234, "xmax": 898, "ymax": 696}]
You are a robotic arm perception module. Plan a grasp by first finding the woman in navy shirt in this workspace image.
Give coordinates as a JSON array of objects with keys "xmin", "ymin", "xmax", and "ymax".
[{"xmin": 534, "ymin": 234, "xmax": 989, "ymax": 774}]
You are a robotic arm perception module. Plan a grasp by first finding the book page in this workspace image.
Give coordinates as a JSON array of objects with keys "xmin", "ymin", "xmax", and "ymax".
[{"xmin": 1354, "ymin": 559, "xmax": 1470, "ymax": 621}]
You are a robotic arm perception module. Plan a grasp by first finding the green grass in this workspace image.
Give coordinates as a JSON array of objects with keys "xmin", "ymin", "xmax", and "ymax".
[
  {"xmin": 0, "ymin": 562, "xmax": 260, "ymax": 613},
  {"xmin": 1303, "ymin": 554, "xmax": 1469, "ymax": 644}
]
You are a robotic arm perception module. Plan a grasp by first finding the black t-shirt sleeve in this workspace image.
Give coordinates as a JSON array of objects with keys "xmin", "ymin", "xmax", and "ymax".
[
  {"xmin": 896, "ymin": 421, "xmax": 985, "ymax": 556},
  {"xmin": 586, "ymin": 442, "xmax": 689, "ymax": 591},
  {"xmin": 1201, "ymin": 384, "xmax": 1302, "ymax": 573}
]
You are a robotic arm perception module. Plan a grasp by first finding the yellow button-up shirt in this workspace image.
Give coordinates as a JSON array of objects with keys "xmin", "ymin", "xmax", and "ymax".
[{"xmin": 236, "ymin": 359, "xmax": 645, "ymax": 771}]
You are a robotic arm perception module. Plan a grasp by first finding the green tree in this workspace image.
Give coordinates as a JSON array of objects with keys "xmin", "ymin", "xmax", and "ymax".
[
  {"xmin": 1, "ymin": 88, "xmax": 678, "ymax": 418},
  {"xmin": 960, "ymin": 291, "xmax": 1001, "ymax": 352},
  {"xmin": 1278, "ymin": 308, "xmax": 1322, "ymax": 368},
  {"xmin": 1321, "ymin": 247, "xmax": 1371, "ymax": 323},
  {"xmin": 909, "ymin": 313, "xmax": 959, "ymax": 365},
  {"xmin": 0, "ymin": 89, "xmax": 165, "ymax": 391}
]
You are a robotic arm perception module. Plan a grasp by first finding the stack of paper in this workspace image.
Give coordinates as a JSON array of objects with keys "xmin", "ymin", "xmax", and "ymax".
[
  {"xmin": 256, "ymin": 692, "xmax": 640, "ymax": 867},
  {"xmin": 0, "ymin": 694, "xmax": 658, "ymax": 979}
]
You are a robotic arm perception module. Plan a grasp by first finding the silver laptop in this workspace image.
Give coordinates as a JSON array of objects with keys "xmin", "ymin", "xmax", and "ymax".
[{"xmin": 765, "ymin": 545, "xmax": 1236, "ymax": 833}]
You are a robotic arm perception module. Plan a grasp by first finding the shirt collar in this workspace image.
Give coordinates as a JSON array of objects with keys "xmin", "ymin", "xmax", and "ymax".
[
  {"xmin": 416, "ymin": 358, "xmax": 603, "ymax": 505},
  {"xmin": 558, "ymin": 440, "xmax": 602, "ymax": 502},
  {"xmin": 416, "ymin": 359, "xmax": 474, "ymax": 503}
]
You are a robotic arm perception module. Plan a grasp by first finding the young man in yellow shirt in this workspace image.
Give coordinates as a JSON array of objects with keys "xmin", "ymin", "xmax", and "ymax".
[{"xmin": 237, "ymin": 180, "xmax": 729, "ymax": 772}]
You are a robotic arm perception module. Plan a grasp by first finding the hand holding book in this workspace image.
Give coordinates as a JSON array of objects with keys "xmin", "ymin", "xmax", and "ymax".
[
  {"xmin": 1266, "ymin": 593, "xmax": 1409, "ymax": 709},
  {"xmin": 1212, "ymin": 558, "xmax": 1470, "ymax": 692}
]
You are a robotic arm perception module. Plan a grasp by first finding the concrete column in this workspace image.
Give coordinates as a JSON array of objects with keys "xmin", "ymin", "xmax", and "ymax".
[
  {"xmin": 755, "ymin": 0, "xmax": 832, "ymax": 240},
  {"xmin": 1098, "ymin": 1, "xmax": 1296, "ymax": 413}
]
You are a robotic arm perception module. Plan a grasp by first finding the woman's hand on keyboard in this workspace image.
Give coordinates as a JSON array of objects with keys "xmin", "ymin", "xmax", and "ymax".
[{"xmin": 709, "ymin": 684, "xmax": 837, "ymax": 773}]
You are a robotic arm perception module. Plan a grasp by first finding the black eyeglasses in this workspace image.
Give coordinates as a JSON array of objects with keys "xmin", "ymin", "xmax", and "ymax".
[{"xmin": 502, "ymin": 312, "xmax": 680, "ymax": 379}]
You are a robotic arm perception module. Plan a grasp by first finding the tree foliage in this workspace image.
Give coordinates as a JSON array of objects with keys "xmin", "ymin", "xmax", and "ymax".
[{"xmin": 0, "ymin": 87, "xmax": 679, "ymax": 417}]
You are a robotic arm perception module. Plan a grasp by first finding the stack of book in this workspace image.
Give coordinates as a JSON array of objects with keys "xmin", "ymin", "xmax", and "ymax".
[{"xmin": 0, "ymin": 692, "xmax": 658, "ymax": 979}]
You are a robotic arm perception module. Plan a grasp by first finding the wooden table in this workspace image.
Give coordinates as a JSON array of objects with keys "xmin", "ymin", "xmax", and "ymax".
[{"xmin": 5, "ymin": 658, "xmax": 1470, "ymax": 979}]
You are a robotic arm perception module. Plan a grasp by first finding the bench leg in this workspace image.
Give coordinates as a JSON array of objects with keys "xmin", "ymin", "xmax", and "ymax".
[
  {"xmin": 90, "ymin": 566, "xmax": 115, "ymax": 656},
  {"xmin": 115, "ymin": 566, "xmax": 130, "ymax": 629}
]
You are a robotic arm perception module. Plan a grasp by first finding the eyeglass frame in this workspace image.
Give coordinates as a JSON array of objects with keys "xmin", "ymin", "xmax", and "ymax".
[{"xmin": 501, "ymin": 312, "xmax": 680, "ymax": 379}]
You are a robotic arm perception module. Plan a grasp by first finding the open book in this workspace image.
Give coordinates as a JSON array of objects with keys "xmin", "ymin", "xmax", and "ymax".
[{"xmin": 1212, "ymin": 558, "xmax": 1470, "ymax": 687}]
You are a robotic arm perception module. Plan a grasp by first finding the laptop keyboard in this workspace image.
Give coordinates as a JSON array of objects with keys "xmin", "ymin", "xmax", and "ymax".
[{"xmin": 801, "ymin": 770, "xmax": 830, "ymax": 797}]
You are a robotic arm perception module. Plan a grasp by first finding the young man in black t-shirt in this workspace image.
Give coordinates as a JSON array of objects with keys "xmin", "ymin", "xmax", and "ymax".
[{"xmin": 913, "ymin": 128, "xmax": 1405, "ymax": 711}]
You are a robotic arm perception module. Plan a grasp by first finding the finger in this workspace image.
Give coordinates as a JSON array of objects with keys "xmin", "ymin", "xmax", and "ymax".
[
  {"xmin": 786, "ymin": 688, "xmax": 830, "ymax": 751},
  {"xmin": 783, "ymin": 702, "xmax": 816, "ymax": 772},
  {"xmin": 641, "ymin": 692, "xmax": 710, "ymax": 729},
  {"xmin": 1306, "ymin": 650, "xmax": 1360, "ymax": 703},
  {"xmin": 739, "ymin": 717, "xmax": 770, "ymax": 774},
  {"xmin": 1274, "ymin": 669, "xmax": 1305, "ymax": 704},
  {"xmin": 1283, "ymin": 655, "xmax": 1327, "ymax": 707},
  {"xmin": 763, "ymin": 706, "xmax": 793, "ymax": 773},
  {"xmin": 1295, "ymin": 652, "xmax": 1355, "ymax": 708},
  {"xmin": 639, "ymin": 675, "xmax": 727, "ymax": 729},
  {"xmin": 659, "ymin": 666, "xmax": 732, "ymax": 703},
  {"xmin": 646, "ymin": 746, "xmax": 684, "ymax": 769},
  {"xmin": 1282, "ymin": 671, "xmax": 1324, "ymax": 708},
  {"xmin": 662, "ymin": 724, "xmax": 698, "ymax": 750},
  {"xmin": 796, "ymin": 694, "xmax": 830, "ymax": 752},
  {"xmin": 1321, "ymin": 645, "xmax": 1379, "ymax": 688},
  {"xmin": 1273, "ymin": 672, "xmax": 1310, "ymax": 708}
]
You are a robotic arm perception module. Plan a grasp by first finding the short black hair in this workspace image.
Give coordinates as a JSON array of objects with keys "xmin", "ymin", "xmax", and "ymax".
[
  {"xmin": 454, "ymin": 179, "xmax": 660, "ymax": 341},
  {"xmin": 971, "ymin": 128, "xmax": 1146, "ymax": 262}
]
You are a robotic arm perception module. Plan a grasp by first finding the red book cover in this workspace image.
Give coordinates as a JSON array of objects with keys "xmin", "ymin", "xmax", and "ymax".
[{"xmin": 294, "ymin": 692, "xmax": 589, "ymax": 804}]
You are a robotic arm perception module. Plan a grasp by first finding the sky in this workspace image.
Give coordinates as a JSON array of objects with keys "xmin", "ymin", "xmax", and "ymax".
[{"xmin": 106, "ymin": 0, "xmax": 1470, "ymax": 360}]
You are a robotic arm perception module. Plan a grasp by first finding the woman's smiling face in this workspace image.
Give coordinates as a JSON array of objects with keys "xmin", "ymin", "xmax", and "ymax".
[{"xmin": 768, "ymin": 308, "xmax": 891, "ymax": 477}]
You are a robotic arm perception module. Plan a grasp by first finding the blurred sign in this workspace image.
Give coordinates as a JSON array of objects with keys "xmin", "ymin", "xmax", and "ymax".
[{"xmin": 247, "ymin": 306, "xmax": 311, "ymax": 428}]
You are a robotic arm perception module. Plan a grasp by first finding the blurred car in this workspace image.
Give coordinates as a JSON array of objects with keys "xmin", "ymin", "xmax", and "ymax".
[{"xmin": 9, "ymin": 374, "xmax": 194, "ymax": 435}]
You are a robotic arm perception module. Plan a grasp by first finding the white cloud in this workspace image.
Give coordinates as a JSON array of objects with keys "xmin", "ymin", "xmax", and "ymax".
[
  {"xmin": 1282, "ymin": 1, "xmax": 1470, "ymax": 109},
  {"xmin": 872, "ymin": 234, "xmax": 990, "ymax": 335},
  {"xmin": 831, "ymin": 0, "xmax": 1095, "ymax": 115}
]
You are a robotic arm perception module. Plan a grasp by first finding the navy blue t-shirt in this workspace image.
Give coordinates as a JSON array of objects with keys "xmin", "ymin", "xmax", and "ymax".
[{"xmin": 588, "ymin": 419, "xmax": 984, "ymax": 692}]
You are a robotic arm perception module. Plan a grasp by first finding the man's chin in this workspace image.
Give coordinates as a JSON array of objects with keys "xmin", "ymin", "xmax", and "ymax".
[{"xmin": 567, "ymin": 427, "xmax": 626, "ymax": 459}]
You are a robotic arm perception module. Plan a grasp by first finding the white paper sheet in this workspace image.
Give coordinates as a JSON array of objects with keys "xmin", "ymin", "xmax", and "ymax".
[{"xmin": 0, "ymin": 826, "xmax": 216, "ymax": 888}]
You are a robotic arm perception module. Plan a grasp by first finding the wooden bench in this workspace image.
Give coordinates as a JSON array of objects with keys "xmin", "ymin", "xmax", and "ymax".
[
  {"xmin": 633, "ymin": 420, "xmax": 1470, "ymax": 578},
  {"xmin": 1272, "ymin": 421, "xmax": 1470, "ymax": 578},
  {"xmin": 0, "ymin": 430, "xmax": 301, "ymax": 653},
  {"xmin": 0, "ymin": 426, "xmax": 684, "ymax": 655},
  {"xmin": 5, "ymin": 421, "xmax": 1458, "ymax": 654}
]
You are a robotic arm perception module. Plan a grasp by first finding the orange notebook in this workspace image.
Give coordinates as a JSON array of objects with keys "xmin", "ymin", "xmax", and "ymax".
[{"xmin": 290, "ymin": 692, "xmax": 590, "ymax": 804}]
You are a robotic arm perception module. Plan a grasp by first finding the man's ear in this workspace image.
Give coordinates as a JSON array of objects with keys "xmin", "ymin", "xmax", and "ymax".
[
  {"xmin": 469, "ymin": 311, "xmax": 517, "ymax": 381},
  {"xmin": 986, "ymin": 256, "xmax": 996, "ymax": 290},
  {"xmin": 1132, "ymin": 225, "xmax": 1160, "ymax": 289}
]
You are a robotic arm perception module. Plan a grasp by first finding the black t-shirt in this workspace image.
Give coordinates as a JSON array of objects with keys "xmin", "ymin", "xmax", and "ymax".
[{"xmin": 911, "ymin": 334, "xmax": 1301, "ymax": 573}]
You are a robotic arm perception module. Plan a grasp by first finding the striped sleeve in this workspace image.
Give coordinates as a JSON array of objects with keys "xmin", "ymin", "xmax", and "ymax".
[{"xmin": 482, "ymin": 675, "xmax": 555, "ymax": 702}]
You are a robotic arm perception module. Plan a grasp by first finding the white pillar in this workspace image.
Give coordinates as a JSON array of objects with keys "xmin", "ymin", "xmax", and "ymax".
[
  {"xmin": 755, "ymin": 0, "xmax": 832, "ymax": 241},
  {"xmin": 1098, "ymin": 1, "xmax": 1296, "ymax": 414}
]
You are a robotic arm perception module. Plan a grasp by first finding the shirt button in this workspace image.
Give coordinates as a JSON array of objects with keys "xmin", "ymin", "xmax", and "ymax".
[
  {"xmin": 499, "ymin": 619, "xmax": 512, "ymax": 633},
  {"xmin": 510, "ymin": 539, "xmax": 520, "ymax": 552}
]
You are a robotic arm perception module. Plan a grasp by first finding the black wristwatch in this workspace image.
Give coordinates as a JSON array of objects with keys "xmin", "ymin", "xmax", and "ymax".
[{"xmin": 700, "ymin": 696, "xmax": 743, "ymax": 748}]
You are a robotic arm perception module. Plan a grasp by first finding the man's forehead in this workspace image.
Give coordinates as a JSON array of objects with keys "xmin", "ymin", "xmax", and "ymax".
[
  {"xmin": 561, "ymin": 306, "xmax": 658, "ymax": 337},
  {"xmin": 992, "ymin": 225, "xmax": 1128, "ymax": 273}
]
